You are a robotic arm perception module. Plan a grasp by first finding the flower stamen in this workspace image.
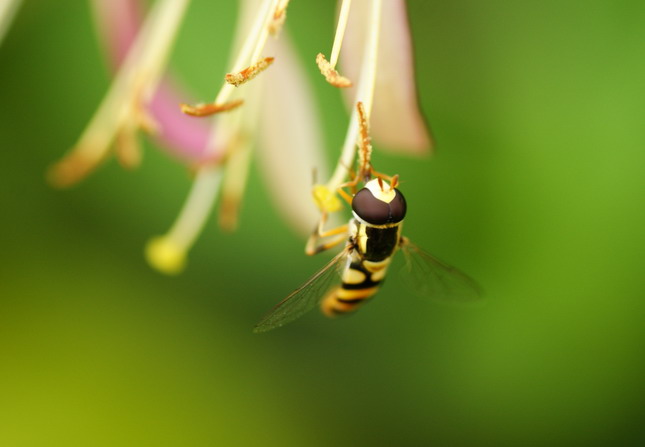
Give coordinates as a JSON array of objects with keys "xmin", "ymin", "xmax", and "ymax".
[
  {"xmin": 316, "ymin": 0, "xmax": 353, "ymax": 88},
  {"xmin": 47, "ymin": 0, "xmax": 190, "ymax": 188},
  {"xmin": 225, "ymin": 56, "xmax": 275, "ymax": 87},
  {"xmin": 145, "ymin": 166, "xmax": 224, "ymax": 274},
  {"xmin": 180, "ymin": 99, "xmax": 244, "ymax": 117},
  {"xmin": 268, "ymin": 0, "xmax": 290, "ymax": 36},
  {"xmin": 330, "ymin": 0, "xmax": 352, "ymax": 68},
  {"xmin": 115, "ymin": 121, "xmax": 143, "ymax": 169},
  {"xmin": 181, "ymin": 0, "xmax": 279, "ymax": 116},
  {"xmin": 312, "ymin": 184, "xmax": 343, "ymax": 213},
  {"xmin": 219, "ymin": 134, "xmax": 252, "ymax": 232},
  {"xmin": 316, "ymin": 53, "xmax": 352, "ymax": 88},
  {"xmin": 148, "ymin": 0, "xmax": 280, "ymax": 274},
  {"xmin": 324, "ymin": 0, "xmax": 382, "ymax": 193},
  {"xmin": 356, "ymin": 101, "xmax": 373, "ymax": 182}
]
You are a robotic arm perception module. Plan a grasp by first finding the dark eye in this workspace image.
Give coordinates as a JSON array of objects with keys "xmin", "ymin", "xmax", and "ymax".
[
  {"xmin": 352, "ymin": 188, "xmax": 407, "ymax": 225},
  {"xmin": 388, "ymin": 189, "xmax": 407, "ymax": 222}
]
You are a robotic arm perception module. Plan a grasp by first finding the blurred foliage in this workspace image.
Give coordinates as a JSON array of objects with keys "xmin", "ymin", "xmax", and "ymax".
[{"xmin": 0, "ymin": 1, "xmax": 644, "ymax": 446}]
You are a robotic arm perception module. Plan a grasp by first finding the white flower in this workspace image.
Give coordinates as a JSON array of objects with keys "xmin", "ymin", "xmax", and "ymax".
[{"xmin": 46, "ymin": 0, "xmax": 432, "ymax": 276}]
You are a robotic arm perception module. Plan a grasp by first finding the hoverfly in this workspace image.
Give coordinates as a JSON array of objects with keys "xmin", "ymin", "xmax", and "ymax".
[{"xmin": 253, "ymin": 103, "xmax": 481, "ymax": 333}]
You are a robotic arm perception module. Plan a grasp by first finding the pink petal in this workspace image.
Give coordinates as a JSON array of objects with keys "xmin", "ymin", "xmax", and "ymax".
[
  {"xmin": 91, "ymin": 0, "xmax": 141, "ymax": 65},
  {"xmin": 148, "ymin": 77, "xmax": 212, "ymax": 161},
  {"xmin": 257, "ymin": 33, "xmax": 330, "ymax": 236},
  {"xmin": 91, "ymin": 0, "xmax": 211, "ymax": 161},
  {"xmin": 341, "ymin": 0, "xmax": 433, "ymax": 155}
]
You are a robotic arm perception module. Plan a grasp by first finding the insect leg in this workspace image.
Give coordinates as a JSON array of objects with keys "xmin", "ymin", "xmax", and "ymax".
[
  {"xmin": 336, "ymin": 185, "xmax": 354, "ymax": 205},
  {"xmin": 305, "ymin": 211, "xmax": 348, "ymax": 255}
]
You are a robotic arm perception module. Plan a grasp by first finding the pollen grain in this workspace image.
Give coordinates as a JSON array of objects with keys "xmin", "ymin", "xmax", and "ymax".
[
  {"xmin": 180, "ymin": 99, "xmax": 244, "ymax": 117},
  {"xmin": 225, "ymin": 57, "xmax": 275, "ymax": 87},
  {"xmin": 316, "ymin": 53, "xmax": 352, "ymax": 88},
  {"xmin": 269, "ymin": 0, "xmax": 290, "ymax": 36}
]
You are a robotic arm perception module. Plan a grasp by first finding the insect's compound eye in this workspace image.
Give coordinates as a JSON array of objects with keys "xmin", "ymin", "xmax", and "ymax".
[
  {"xmin": 388, "ymin": 189, "xmax": 407, "ymax": 222},
  {"xmin": 352, "ymin": 187, "xmax": 407, "ymax": 225}
]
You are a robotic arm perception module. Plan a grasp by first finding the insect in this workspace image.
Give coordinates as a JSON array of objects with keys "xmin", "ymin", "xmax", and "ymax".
[{"xmin": 253, "ymin": 103, "xmax": 480, "ymax": 333}]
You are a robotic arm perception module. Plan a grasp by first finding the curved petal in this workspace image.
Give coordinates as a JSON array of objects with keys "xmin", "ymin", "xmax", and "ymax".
[
  {"xmin": 91, "ymin": 0, "xmax": 140, "ymax": 65},
  {"xmin": 340, "ymin": 0, "xmax": 432, "ymax": 155},
  {"xmin": 148, "ymin": 78, "xmax": 211, "ymax": 161},
  {"xmin": 257, "ymin": 33, "xmax": 330, "ymax": 235},
  {"xmin": 0, "ymin": 0, "xmax": 22, "ymax": 45},
  {"xmin": 91, "ymin": 0, "xmax": 211, "ymax": 161}
]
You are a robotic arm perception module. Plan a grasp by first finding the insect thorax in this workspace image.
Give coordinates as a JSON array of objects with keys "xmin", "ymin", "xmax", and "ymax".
[{"xmin": 350, "ymin": 218, "xmax": 402, "ymax": 263}]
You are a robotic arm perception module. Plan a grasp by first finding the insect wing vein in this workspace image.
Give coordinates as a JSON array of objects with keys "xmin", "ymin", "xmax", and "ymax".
[
  {"xmin": 399, "ymin": 239, "xmax": 482, "ymax": 303},
  {"xmin": 253, "ymin": 248, "xmax": 349, "ymax": 333}
]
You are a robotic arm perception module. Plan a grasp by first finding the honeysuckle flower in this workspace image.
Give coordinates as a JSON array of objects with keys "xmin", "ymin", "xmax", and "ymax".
[
  {"xmin": 0, "ymin": 0, "xmax": 22, "ymax": 46},
  {"xmin": 47, "ymin": 0, "xmax": 196, "ymax": 188},
  {"xmin": 145, "ymin": 0, "xmax": 331, "ymax": 274},
  {"xmin": 340, "ymin": 0, "xmax": 432, "ymax": 155},
  {"xmin": 315, "ymin": 0, "xmax": 353, "ymax": 89},
  {"xmin": 48, "ymin": 0, "xmax": 431, "ymax": 277},
  {"xmin": 91, "ymin": 0, "xmax": 212, "ymax": 162},
  {"xmin": 312, "ymin": 0, "xmax": 432, "ymax": 216}
]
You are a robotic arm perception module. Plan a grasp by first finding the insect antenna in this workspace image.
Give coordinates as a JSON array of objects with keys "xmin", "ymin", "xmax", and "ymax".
[{"xmin": 390, "ymin": 174, "xmax": 399, "ymax": 189}]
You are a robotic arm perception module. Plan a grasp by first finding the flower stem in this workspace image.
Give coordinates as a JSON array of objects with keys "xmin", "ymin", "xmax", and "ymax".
[
  {"xmin": 329, "ymin": 0, "xmax": 352, "ymax": 68},
  {"xmin": 325, "ymin": 0, "xmax": 382, "ymax": 192},
  {"xmin": 148, "ymin": 0, "xmax": 279, "ymax": 273},
  {"xmin": 165, "ymin": 167, "xmax": 224, "ymax": 249},
  {"xmin": 145, "ymin": 166, "xmax": 223, "ymax": 274},
  {"xmin": 209, "ymin": 0, "xmax": 278, "ymax": 110},
  {"xmin": 48, "ymin": 0, "xmax": 190, "ymax": 187}
]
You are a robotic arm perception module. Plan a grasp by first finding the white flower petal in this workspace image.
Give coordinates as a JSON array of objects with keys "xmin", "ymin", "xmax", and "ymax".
[
  {"xmin": 257, "ymin": 33, "xmax": 329, "ymax": 235},
  {"xmin": 92, "ymin": 0, "xmax": 211, "ymax": 162},
  {"xmin": 341, "ymin": 0, "xmax": 432, "ymax": 155},
  {"xmin": 0, "ymin": 0, "xmax": 22, "ymax": 45}
]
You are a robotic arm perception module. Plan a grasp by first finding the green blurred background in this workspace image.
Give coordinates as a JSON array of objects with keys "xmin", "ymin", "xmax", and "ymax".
[{"xmin": 1, "ymin": 1, "xmax": 644, "ymax": 446}]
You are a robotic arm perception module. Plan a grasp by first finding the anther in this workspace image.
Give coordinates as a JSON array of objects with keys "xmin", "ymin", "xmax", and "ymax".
[
  {"xmin": 269, "ymin": 0, "xmax": 290, "ymax": 36},
  {"xmin": 356, "ymin": 102, "xmax": 373, "ymax": 181},
  {"xmin": 47, "ymin": 153, "xmax": 96, "ymax": 189},
  {"xmin": 225, "ymin": 57, "xmax": 275, "ymax": 87},
  {"xmin": 115, "ymin": 124, "xmax": 143, "ymax": 169},
  {"xmin": 316, "ymin": 0, "xmax": 352, "ymax": 88},
  {"xmin": 316, "ymin": 53, "xmax": 352, "ymax": 88},
  {"xmin": 180, "ymin": 99, "xmax": 244, "ymax": 117}
]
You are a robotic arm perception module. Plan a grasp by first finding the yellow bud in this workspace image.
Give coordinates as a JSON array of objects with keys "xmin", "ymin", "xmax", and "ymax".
[
  {"xmin": 145, "ymin": 236, "xmax": 186, "ymax": 275},
  {"xmin": 312, "ymin": 184, "xmax": 342, "ymax": 213}
]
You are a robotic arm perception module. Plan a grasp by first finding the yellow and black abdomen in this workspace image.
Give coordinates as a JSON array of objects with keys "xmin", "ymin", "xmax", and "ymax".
[
  {"xmin": 321, "ymin": 259, "xmax": 389, "ymax": 317},
  {"xmin": 321, "ymin": 220, "xmax": 399, "ymax": 317}
]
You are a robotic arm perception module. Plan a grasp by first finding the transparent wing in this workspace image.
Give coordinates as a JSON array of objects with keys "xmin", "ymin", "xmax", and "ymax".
[
  {"xmin": 253, "ymin": 248, "xmax": 350, "ymax": 333},
  {"xmin": 399, "ymin": 238, "xmax": 483, "ymax": 302}
]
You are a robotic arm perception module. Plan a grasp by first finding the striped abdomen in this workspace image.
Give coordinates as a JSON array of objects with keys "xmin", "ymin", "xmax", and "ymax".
[{"xmin": 321, "ymin": 257, "xmax": 391, "ymax": 317}]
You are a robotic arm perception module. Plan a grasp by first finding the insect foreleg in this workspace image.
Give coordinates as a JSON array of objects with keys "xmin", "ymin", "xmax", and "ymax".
[
  {"xmin": 336, "ymin": 185, "xmax": 354, "ymax": 206},
  {"xmin": 305, "ymin": 211, "xmax": 348, "ymax": 255}
]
